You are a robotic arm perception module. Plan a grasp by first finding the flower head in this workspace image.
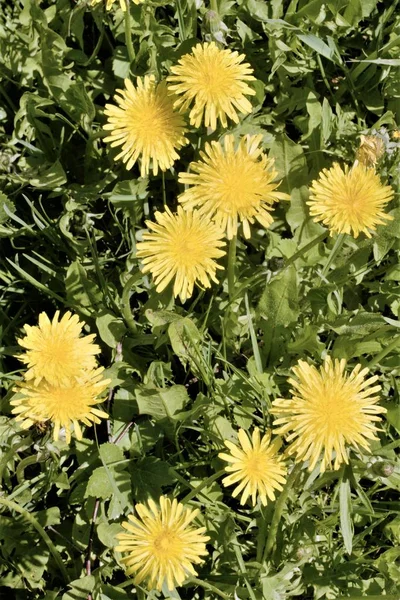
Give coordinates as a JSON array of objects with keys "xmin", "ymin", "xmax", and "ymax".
[
  {"xmin": 179, "ymin": 134, "xmax": 288, "ymax": 239},
  {"xmin": 18, "ymin": 311, "xmax": 100, "ymax": 386},
  {"xmin": 115, "ymin": 496, "xmax": 209, "ymax": 591},
  {"xmin": 356, "ymin": 134, "xmax": 385, "ymax": 167},
  {"xmin": 219, "ymin": 428, "xmax": 287, "ymax": 506},
  {"xmin": 104, "ymin": 76, "xmax": 189, "ymax": 177},
  {"xmin": 11, "ymin": 368, "xmax": 110, "ymax": 444},
  {"xmin": 136, "ymin": 206, "xmax": 225, "ymax": 302},
  {"xmin": 167, "ymin": 42, "xmax": 256, "ymax": 129},
  {"xmin": 271, "ymin": 357, "xmax": 386, "ymax": 473},
  {"xmin": 90, "ymin": 0, "xmax": 143, "ymax": 11},
  {"xmin": 308, "ymin": 163, "xmax": 394, "ymax": 238}
]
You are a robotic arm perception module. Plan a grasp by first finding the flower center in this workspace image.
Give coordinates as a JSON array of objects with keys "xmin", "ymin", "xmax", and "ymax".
[
  {"xmin": 198, "ymin": 65, "xmax": 232, "ymax": 99},
  {"xmin": 41, "ymin": 386, "xmax": 89, "ymax": 421},
  {"xmin": 170, "ymin": 231, "xmax": 208, "ymax": 267},
  {"xmin": 315, "ymin": 385, "xmax": 359, "ymax": 435},
  {"xmin": 153, "ymin": 528, "xmax": 182, "ymax": 559},
  {"xmin": 131, "ymin": 101, "xmax": 168, "ymax": 142},
  {"xmin": 245, "ymin": 452, "xmax": 266, "ymax": 480},
  {"xmin": 215, "ymin": 160, "xmax": 261, "ymax": 213}
]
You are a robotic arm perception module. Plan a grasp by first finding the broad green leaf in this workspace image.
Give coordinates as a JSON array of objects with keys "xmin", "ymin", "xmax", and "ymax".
[
  {"xmin": 258, "ymin": 265, "xmax": 299, "ymax": 327},
  {"xmin": 130, "ymin": 457, "xmax": 175, "ymax": 501},
  {"xmin": 96, "ymin": 311, "xmax": 127, "ymax": 348},
  {"xmin": 135, "ymin": 385, "xmax": 189, "ymax": 420},
  {"xmin": 97, "ymin": 523, "xmax": 123, "ymax": 548},
  {"xmin": 62, "ymin": 576, "xmax": 96, "ymax": 600},
  {"xmin": 65, "ymin": 260, "xmax": 102, "ymax": 311},
  {"xmin": 269, "ymin": 135, "xmax": 309, "ymax": 231}
]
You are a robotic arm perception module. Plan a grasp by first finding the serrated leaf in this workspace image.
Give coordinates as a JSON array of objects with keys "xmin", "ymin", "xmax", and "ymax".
[{"xmin": 0, "ymin": 193, "xmax": 15, "ymax": 225}]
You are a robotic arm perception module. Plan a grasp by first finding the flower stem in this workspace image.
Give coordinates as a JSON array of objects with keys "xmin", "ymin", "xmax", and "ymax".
[
  {"xmin": 181, "ymin": 469, "xmax": 225, "ymax": 503},
  {"xmin": 368, "ymin": 334, "xmax": 400, "ymax": 368},
  {"xmin": 0, "ymin": 497, "xmax": 70, "ymax": 584},
  {"xmin": 261, "ymin": 463, "xmax": 302, "ymax": 564},
  {"xmin": 124, "ymin": 2, "xmax": 135, "ymax": 65},
  {"xmin": 284, "ymin": 231, "xmax": 327, "ymax": 269},
  {"xmin": 228, "ymin": 235, "xmax": 237, "ymax": 300},
  {"xmin": 188, "ymin": 576, "xmax": 231, "ymax": 600},
  {"xmin": 320, "ymin": 232, "xmax": 346, "ymax": 280}
]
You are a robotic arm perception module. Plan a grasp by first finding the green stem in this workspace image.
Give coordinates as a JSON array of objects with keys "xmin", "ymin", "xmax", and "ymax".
[
  {"xmin": 188, "ymin": 577, "xmax": 231, "ymax": 600},
  {"xmin": 320, "ymin": 232, "xmax": 346, "ymax": 280},
  {"xmin": 0, "ymin": 497, "xmax": 70, "ymax": 584},
  {"xmin": 124, "ymin": 2, "xmax": 135, "ymax": 65},
  {"xmin": 210, "ymin": 0, "xmax": 218, "ymax": 12},
  {"xmin": 176, "ymin": 0, "xmax": 186, "ymax": 41},
  {"xmin": 228, "ymin": 235, "xmax": 237, "ymax": 300},
  {"xmin": 82, "ymin": 25, "xmax": 105, "ymax": 67},
  {"xmin": 262, "ymin": 463, "xmax": 302, "ymax": 563},
  {"xmin": 245, "ymin": 292, "xmax": 263, "ymax": 374},
  {"xmin": 368, "ymin": 335, "xmax": 400, "ymax": 368},
  {"xmin": 284, "ymin": 231, "xmax": 327, "ymax": 269},
  {"xmin": 162, "ymin": 171, "xmax": 167, "ymax": 207},
  {"xmin": 121, "ymin": 272, "xmax": 142, "ymax": 334},
  {"xmin": 181, "ymin": 469, "xmax": 225, "ymax": 503}
]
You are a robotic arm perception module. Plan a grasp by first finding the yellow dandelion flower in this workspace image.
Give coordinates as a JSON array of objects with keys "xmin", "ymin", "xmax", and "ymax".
[
  {"xmin": 18, "ymin": 311, "xmax": 100, "ymax": 387},
  {"xmin": 178, "ymin": 134, "xmax": 289, "ymax": 239},
  {"xmin": 104, "ymin": 76, "xmax": 189, "ymax": 177},
  {"xmin": 307, "ymin": 163, "xmax": 394, "ymax": 238},
  {"xmin": 392, "ymin": 129, "xmax": 400, "ymax": 140},
  {"xmin": 356, "ymin": 134, "xmax": 385, "ymax": 167},
  {"xmin": 167, "ymin": 41, "xmax": 256, "ymax": 129},
  {"xmin": 115, "ymin": 496, "xmax": 209, "ymax": 591},
  {"xmin": 271, "ymin": 356, "xmax": 386, "ymax": 473},
  {"xmin": 218, "ymin": 428, "xmax": 287, "ymax": 506},
  {"xmin": 90, "ymin": 0, "xmax": 143, "ymax": 11},
  {"xmin": 10, "ymin": 368, "xmax": 110, "ymax": 444},
  {"xmin": 136, "ymin": 206, "xmax": 226, "ymax": 302}
]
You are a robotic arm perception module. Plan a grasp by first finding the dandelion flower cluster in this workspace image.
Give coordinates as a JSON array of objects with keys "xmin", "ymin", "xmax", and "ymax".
[
  {"xmin": 136, "ymin": 206, "xmax": 226, "ymax": 302},
  {"xmin": 115, "ymin": 496, "xmax": 209, "ymax": 591},
  {"xmin": 219, "ymin": 427, "xmax": 287, "ymax": 506},
  {"xmin": 179, "ymin": 134, "xmax": 288, "ymax": 239},
  {"xmin": 308, "ymin": 163, "xmax": 394, "ymax": 238},
  {"xmin": 271, "ymin": 356, "xmax": 386, "ymax": 473},
  {"xmin": 12, "ymin": 311, "xmax": 109, "ymax": 443},
  {"xmin": 104, "ymin": 76, "xmax": 188, "ymax": 177},
  {"xmin": 167, "ymin": 41, "xmax": 256, "ymax": 129}
]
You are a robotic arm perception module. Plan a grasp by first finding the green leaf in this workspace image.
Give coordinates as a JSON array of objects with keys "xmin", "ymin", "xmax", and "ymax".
[
  {"xmin": 85, "ymin": 467, "xmax": 113, "ymax": 499},
  {"xmin": 130, "ymin": 457, "xmax": 175, "ymax": 501},
  {"xmin": 28, "ymin": 159, "xmax": 67, "ymax": 189},
  {"xmin": 135, "ymin": 385, "xmax": 189, "ymax": 420},
  {"xmin": 258, "ymin": 265, "xmax": 299, "ymax": 327},
  {"xmin": 269, "ymin": 135, "xmax": 309, "ymax": 231},
  {"xmin": 383, "ymin": 402, "xmax": 400, "ymax": 434},
  {"xmin": 65, "ymin": 260, "xmax": 102, "ymax": 311},
  {"xmin": 297, "ymin": 33, "xmax": 337, "ymax": 62},
  {"xmin": 62, "ymin": 576, "xmax": 96, "ymax": 600},
  {"xmin": 96, "ymin": 311, "xmax": 127, "ymax": 348},
  {"xmin": 97, "ymin": 522, "xmax": 123, "ymax": 548},
  {"xmin": 0, "ymin": 192, "xmax": 15, "ymax": 225}
]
